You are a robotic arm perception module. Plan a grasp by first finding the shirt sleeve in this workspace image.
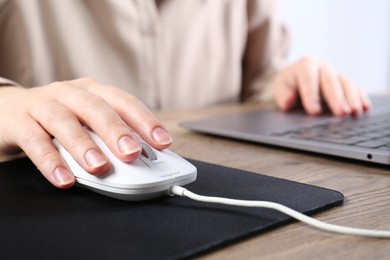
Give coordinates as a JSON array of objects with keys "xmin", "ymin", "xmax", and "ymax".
[
  {"xmin": 0, "ymin": 77, "xmax": 20, "ymax": 86},
  {"xmin": 241, "ymin": 0, "xmax": 290, "ymax": 103}
]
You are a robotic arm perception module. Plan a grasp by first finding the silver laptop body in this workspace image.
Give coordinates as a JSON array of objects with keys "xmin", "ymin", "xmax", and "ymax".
[{"xmin": 181, "ymin": 96, "xmax": 390, "ymax": 165}]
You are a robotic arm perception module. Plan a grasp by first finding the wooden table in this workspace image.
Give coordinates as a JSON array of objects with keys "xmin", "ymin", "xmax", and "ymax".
[
  {"xmin": 157, "ymin": 103, "xmax": 390, "ymax": 259},
  {"xmin": 1, "ymin": 102, "xmax": 389, "ymax": 259}
]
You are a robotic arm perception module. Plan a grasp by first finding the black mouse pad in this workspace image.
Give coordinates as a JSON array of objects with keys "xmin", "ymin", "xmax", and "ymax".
[{"xmin": 0, "ymin": 157, "xmax": 343, "ymax": 260}]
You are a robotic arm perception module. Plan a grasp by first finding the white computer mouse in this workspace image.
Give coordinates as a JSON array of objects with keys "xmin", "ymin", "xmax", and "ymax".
[{"xmin": 53, "ymin": 130, "xmax": 197, "ymax": 201}]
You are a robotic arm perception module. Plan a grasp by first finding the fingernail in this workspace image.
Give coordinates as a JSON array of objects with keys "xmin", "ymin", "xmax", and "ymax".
[
  {"xmin": 152, "ymin": 127, "xmax": 173, "ymax": 145},
  {"xmin": 54, "ymin": 167, "xmax": 74, "ymax": 186},
  {"xmin": 350, "ymin": 103, "xmax": 362, "ymax": 115},
  {"xmin": 118, "ymin": 136, "xmax": 141, "ymax": 155},
  {"xmin": 343, "ymin": 103, "xmax": 352, "ymax": 114},
  {"xmin": 312, "ymin": 102, "xmax": 322, "ymax": 114},
  {"xmin": 84, "ymin": 149, "xmax": 108, "ymax": 168}
]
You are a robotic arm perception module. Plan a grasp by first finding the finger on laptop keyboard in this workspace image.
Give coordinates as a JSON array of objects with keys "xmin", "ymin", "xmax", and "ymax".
[
  {"xmin": 359, "ymin": 85, "xmax": 372, "ymax": 111},
  {"xmin": 319, "ymin": 63, "xmax": 351, "ymax": 116},
  {"xmin": 295, "ymin": 57, "xmax": 323, "ymax": 115},
  {"xmin": 273, "ymin": 68, "xmax": 299, "ymax": 112},
  {"xmin": 339, "ymin": 75, "xmax": 364, "ymax": 115}
]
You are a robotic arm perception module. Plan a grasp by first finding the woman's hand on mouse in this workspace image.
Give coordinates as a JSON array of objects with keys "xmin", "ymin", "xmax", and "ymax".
[
  {"xmin": 0, "ymin": 77, "xmax": 172, "ymax": 188},
  {"xmin": 271, "ymin": 57, "xmax": 372, "ymax": 116}
]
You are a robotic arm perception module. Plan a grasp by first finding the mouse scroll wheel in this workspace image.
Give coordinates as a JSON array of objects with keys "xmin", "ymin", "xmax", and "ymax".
[{"xmin": 141, "ymin": 142, "xmax": 158, "ymax": 161}]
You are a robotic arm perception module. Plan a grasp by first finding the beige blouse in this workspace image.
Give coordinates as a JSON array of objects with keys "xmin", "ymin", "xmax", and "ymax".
[{"xmin": 0, "ymin": 0, "xmax": 289, "ymax": 110}]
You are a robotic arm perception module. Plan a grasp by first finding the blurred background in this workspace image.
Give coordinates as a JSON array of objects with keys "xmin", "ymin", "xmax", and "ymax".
[{"xmin": 281, "ymin": 0, "xmax": 390, "ymax": 94}]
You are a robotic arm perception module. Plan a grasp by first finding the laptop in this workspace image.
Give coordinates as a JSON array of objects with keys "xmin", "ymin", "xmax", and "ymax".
[{"xmin": 180, "ymin": 96, "xmax": 390, "ymax": 165}]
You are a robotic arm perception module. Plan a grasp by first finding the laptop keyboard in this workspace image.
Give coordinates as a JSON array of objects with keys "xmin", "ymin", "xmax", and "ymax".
[{"xmin": 271, "ymin": 112, "xmax": 390, "ymax": 151}]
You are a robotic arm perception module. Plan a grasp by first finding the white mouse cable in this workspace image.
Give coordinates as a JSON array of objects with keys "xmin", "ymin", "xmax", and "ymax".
[{"xmin": 170, "ymin": 185, "xmax": 390, "ymax": 238}]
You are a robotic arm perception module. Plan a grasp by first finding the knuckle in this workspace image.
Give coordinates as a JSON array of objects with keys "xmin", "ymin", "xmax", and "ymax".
[
  {"xmin": 321, "ymin": 73, "xmax": 333, "ymax": 86},
  {"xmin": 21, "ymin": 130, "xmax": 48, "ymax": 150},
  {"xmin": 104, "ymin": 121, "xmax": 129, "ymax": 134},
  {"xmin": 43, "ymin": 81, "xmax": 74, "ymax": 97},
  {"xmin": 299, "ymin": 73, "xmax": 317, "ymax": 91},
  {"xmin": 118, "ymin": 94, "xmax": 140, "ymax": 107},
  {"xmin": 47, "ymin": 81, "xmax": 67, "ymax": 90},
  {"xmin": 30, "ymin": 99, "xmax": 74, "ymax": 126},
  {"xmin": 45, "ymin": 106, "xmax": 72, "ymax": 125},
  {"xmin": 22, "ymin": 130, "xmax": 44, "ymax": 146},
  {"xmin": 299, "ymin": 56, "xmax": 317, "ymax": 69},
  {"xmin": 20, "ymin": 132, "xmax": 60, "ymax": 168},
  {"xmin": 76, "ymin": 77, "xmax": 98, "ymax": 86},
  {"xmin": 80, "ymin": 95, "xmax": 107, "ymax": 111},
  {"xmin": 19, "ymin": 130, "xmax": 62, "ymax": 173},
  {"xmin": 320, "ymin": 62, "xmax": 332, "ymax": 70},
  {"xmin": 68, "ymin": 134, "xmax": 92, "ymax": 150},
  {"xmin": 37, "ymin": 150, "xmax": 59, "ymax": 169}
]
